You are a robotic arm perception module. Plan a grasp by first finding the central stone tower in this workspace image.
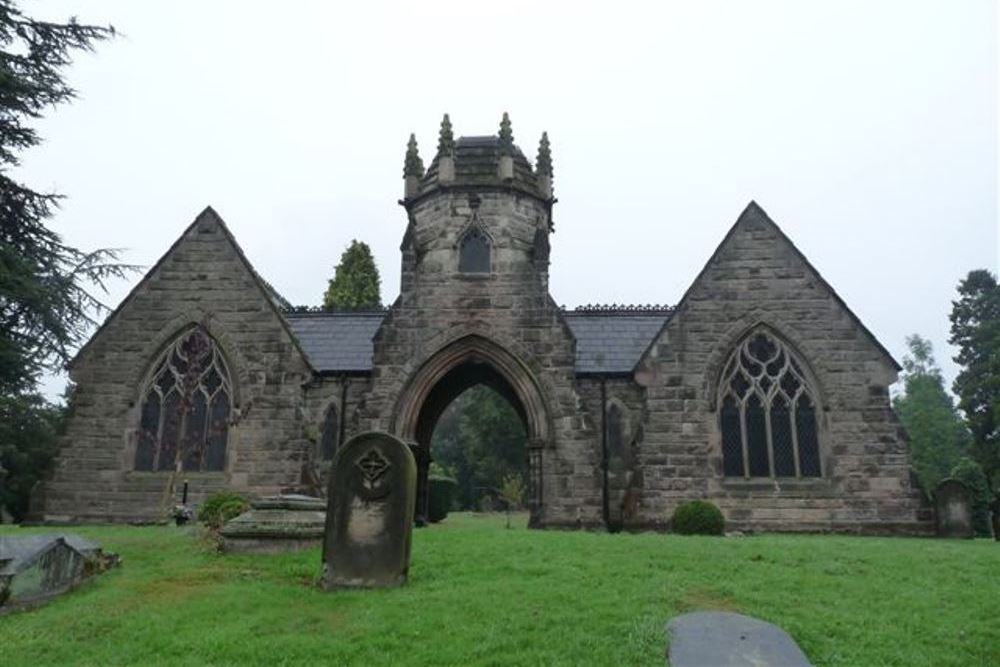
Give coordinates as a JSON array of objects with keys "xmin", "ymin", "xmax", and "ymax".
[
  {"xmin": 399, "ymin": 112, "xmax": 554, "ymax": 302},
  {"xmin": 363, "ymin": 114, "xmax": 596, "ymax": 526}
]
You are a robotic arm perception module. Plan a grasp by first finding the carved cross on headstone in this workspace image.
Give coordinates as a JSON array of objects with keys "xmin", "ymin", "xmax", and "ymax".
[{"xmin": 357, "ymin": 449, "xmax": 391, "ymax": 486}]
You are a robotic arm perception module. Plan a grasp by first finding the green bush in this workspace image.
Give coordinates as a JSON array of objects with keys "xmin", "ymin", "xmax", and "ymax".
[
  {"xmin": 949, "ymin": 457, "xmax": 993, "ymax": 536},
  {"xmin": 428, "ymin": 476, "xmax": 457, "ymax": 523},
  {"xmin": 671, "ymin": 500, "xmax": 725, "ymax": 535},
  {"xmin": 198, "ymin": 491, "xmax": 249, "ymax": 529}
]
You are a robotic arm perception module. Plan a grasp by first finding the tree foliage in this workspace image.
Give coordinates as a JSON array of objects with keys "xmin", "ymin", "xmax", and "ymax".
[
  {"xmin": 431, "ymin": 385, "xmax": 527, "ymax": 510},
  {"xmin": 0, "ymin": 392, "xmax": 65, "ymax": 521},
  {"xmin": 948, "ymin": 269, "xmax": 1000, "ymax": 490},
  {"xmin": 0, "ymin": 2, "xmax": 126, "ymax": 520},
  {"xmin": 322, "ymin": 240, "xmax": 382, "ymax": 310},
  {"xmin": 948, "ymin": 456, "xmax": 993, "ymax": 536},
  {"xmin": 0, "ymin": 1, "xmax": 127, "ymax": 395},
  {"xmin": 892, "ymin": 334, "xmax": 969, "ymax": 494}
]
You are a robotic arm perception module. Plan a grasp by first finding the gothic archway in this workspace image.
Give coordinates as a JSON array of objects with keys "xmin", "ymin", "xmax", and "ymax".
[{"xmin": 392, "ymin": 335, "xmax": 550, "ymax": 526}]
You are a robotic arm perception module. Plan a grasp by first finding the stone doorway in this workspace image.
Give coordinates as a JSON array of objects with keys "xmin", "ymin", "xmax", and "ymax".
[{"xmin": 392, "ymin": 336, "xmax": 549, "ymax": 527}]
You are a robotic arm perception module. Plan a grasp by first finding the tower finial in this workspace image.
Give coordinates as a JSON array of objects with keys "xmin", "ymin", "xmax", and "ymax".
[
  {"xmin": 403, "ymin": 133, "xmax": 424, "ymax": 199},
  {"xmin": 403, "ymin": 133, "xmax": 424, "ymax": 178},
  {"xmin": 536, "ymin": 132, "xmax": 552, "ymax": 177},
  {"xmin": 498, "ymin": 112, "xmax": 514, "ymax": 155},
  {"xmin": 437, "ymin": 114, "xmax": 455, "ymax": 155},
  {"xmin": 536, "ymin": 131, "xmax": 553, "ymax": 198}
]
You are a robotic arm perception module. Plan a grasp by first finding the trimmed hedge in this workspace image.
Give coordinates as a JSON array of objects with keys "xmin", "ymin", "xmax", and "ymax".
[
  {"xmin": 671, "ymin": 500, "xmax": 725, "ymax": 535},
  {"xmin": 428, "ymin": 476, "xmax": 457, "ymax": 523},
  {"xmin": 198, "ymin": 491, "xmax": 249, "ymax": 529}
]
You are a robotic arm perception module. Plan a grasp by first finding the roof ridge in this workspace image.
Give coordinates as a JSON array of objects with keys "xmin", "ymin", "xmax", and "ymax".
[
  {"xmin": 283, "ymin": 305, "xmax": 389, "ymax": 316},
  {"xmin": 564, "ymin": 304, "xmax": 674, "ymax": 314}
]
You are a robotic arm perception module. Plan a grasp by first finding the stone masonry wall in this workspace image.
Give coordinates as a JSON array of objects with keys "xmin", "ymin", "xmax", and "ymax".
[
  {"xmin": 35, "ymin": 209, "xmax": 313, "ymax": 523},
  {"xmin": 364, "ymin": 190, "xmax": 603, "ymax": 527},
  {"xmin": 632, "ymin": 204, "xmax": 931, "ymax": 534},
  {"xmin": 575, "ymin": 377, "xmax": 647, "ymax": 528}
]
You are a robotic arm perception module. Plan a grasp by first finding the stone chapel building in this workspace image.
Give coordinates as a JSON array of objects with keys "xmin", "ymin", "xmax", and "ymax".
[{"xmin": 32, "ymin": 115, "xmax": 932, "ymax": 534}]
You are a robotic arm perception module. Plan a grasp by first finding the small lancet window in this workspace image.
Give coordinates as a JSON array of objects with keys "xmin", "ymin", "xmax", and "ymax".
[
  {"xmin": 606, "ymin": 402, "xmax": 628, "ymax": 471},
  {"xmin": 134, "ymin": 326, "xmax": 232, "ymax": 472},
  {"xmin": 458, "ymin": 225, "xmax": 491, "ymax": 274},
  {"xmin": 320, "ymin": 404, "xmax": 340, "ymax": 461},
  {"xmin": 717, "ymin": 330, "xmax": 821, "ymax": 479}
]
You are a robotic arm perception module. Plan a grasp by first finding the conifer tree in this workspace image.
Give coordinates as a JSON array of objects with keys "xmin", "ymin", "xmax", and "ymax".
[
  {"xmin": 949, "ymin": 269, "xmax": 1000, "ymax": 490},
  {"xmin": 0, "ymin": 1, "xmax": 126, "ymax": 395},
  {"xmin": 0, "ymin": 2, "xmax": 127, "ymax": 521},
  {"xmin": 322, "ymin": 240, "xmax": 382, "ymax": 310},
  {"xmin": 892, "ymin": 334, "xmax": 969, "ymax": 493}
]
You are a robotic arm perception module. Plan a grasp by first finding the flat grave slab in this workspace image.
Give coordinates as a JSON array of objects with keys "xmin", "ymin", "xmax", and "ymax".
[{"xmin": 668, "ymin": 611, "xmax": 811, "ymax": 667}]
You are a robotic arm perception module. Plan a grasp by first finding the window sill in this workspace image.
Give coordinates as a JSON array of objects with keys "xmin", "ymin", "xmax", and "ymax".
[
  {"xmin": 126, "ymin": 470, "xmax": 228, "ymax": 477},
  {"xmin": 456, "ymin": 272, "xmax": 492, "ymax": 281},
  {"xmin": 719, "ymin": 477, "xmax": 831, "ymax": 493}
]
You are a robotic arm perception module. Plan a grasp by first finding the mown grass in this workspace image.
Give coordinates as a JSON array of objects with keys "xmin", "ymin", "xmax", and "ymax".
[{"xmin": 1, "ymin": 513, "xmax": 998, "ymax": 666}]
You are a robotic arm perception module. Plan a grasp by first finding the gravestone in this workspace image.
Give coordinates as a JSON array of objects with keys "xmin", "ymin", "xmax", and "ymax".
[
  {"xmin": 934, "ymin": 479, "xmax": 974, "ymax": 539},
  {"xmin": 322, "ymin": 431, "xmax": 416, "ymax": 590},
  {"xmin": 667, "ymin": 612, "xmax": 811, "ymax": 667},
  {"xmin": 0, "ymin": 534, "xmax": 118, "ymax": 612}
]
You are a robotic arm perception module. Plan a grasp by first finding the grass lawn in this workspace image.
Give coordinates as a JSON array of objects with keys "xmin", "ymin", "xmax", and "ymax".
[{"xmin": 1, "ymin": 513, "xmax": 998, "ymax": 666}]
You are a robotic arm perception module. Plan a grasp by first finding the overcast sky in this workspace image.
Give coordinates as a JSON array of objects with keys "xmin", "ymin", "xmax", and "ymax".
[{"xmin": 21, "ymin": 1, "xmax": 998, "ymax": 399}]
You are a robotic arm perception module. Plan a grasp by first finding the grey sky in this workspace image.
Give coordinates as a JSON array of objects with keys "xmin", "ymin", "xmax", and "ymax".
[{"xmin": 22, "ymin": 1, "xmax": 998, "ymax": 399}]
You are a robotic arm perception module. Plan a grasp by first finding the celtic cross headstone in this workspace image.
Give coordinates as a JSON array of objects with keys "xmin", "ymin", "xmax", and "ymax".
[{"xmin": 322, "ymin": 431, "xmax": 417, "ymax": 589}]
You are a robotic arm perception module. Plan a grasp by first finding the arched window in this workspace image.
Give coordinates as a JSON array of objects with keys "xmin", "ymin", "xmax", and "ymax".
[
  {"xmin": 134, "ymin": 326, "xmax": 232, "ymax": 472},
  {"xmin": 718, "ymin": 330, "xmax": 821, "ymax": 478},
  {"xmin": 320, "ymin": 404, "xmax": 340, "ymax": 461},
  {"xmin": 458, "ymin": 225, "xmax": 491, "ymax": 273}
]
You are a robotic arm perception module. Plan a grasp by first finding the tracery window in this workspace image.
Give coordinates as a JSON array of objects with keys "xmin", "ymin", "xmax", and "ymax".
[
  {"xmin": 134, "ymin": 326, "xmax": 232, "ymax": 472},
  {"xmin": 718, "ymin": 330, "xmax": 821, "ymax": 478},
  {"xmin": 320, "ymin": 404, "xmax": 340, "ymax": 461},
  {"xmin": 458, "ymin": 225, "xmax": 491, "ymax": 273}
]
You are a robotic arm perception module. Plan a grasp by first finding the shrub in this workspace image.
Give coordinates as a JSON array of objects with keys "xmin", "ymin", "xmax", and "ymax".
[
  {"xmin": 198, "ymin": 491, "xmax": 249, "ymax": 529},
  {"xmin": 428, "ymin": 476, "xmax": 457, "ymax": 523},
  {"xmin": 671, "ymin": 500, "xmax": 725, "ymax": 535},
  {"xmin": 949, "ymin": 457, "xmax": 993, "ymax": 536}
]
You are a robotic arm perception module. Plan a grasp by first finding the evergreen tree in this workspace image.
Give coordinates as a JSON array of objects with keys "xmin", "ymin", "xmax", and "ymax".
[
  {"xmin": 892, "ymin": 334, "xmax": 969, "ymax": 493},
  {"xmin": 322, "ymin": 240, "xmax": 382, "ymax": 310},
  {"xmin": 948, "ymin": 269, "xmax": 1000, "ymax": 490},
  {"xmin": 0, "ymin": 1, "xmax": 126, "ymax": 395},
  {"xmin": 0, "ymin": 392, "xmax": 65, "ymax": 521},
  {"xmin": 0, "ymin": 2, "xmax": 126, "ymax": 520}
]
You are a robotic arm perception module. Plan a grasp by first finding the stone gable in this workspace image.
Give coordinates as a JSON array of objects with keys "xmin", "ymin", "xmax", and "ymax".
[
  {"xmin": 632, "ymin": 202, "xmax": 928, "ymax": 532},
  {"xmin": 34, "ymin": 208, "xmax": 315, "ymax": 522}
]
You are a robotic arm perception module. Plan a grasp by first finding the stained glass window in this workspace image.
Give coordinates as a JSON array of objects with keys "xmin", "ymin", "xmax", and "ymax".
[
  {"xmin": 134, "ymin": 327, "xmax": 231, "ymax": 472},
  {"xmin": 718, "ymin": 330, "xmax": 821, "ymax": 478}
]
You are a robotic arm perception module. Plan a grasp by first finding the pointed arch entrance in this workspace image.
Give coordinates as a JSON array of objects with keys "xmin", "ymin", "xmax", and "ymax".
[{"xmin": 392, "ymin": 335, "xmax": 550, "ymax": 526}]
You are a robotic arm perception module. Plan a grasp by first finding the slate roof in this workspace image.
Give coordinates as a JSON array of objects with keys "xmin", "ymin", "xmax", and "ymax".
[
  {"xmin": 420, "ymin": 135, "xmax": 542, "ymax": 198},
  {"xmin": 563, "ymin": 311, "xmax": 672, "ymax": 374},
  {"xmin": 281, "ymin": 308, "xmax": 671, "ymax": 375},
  {"xmin": 283, "ymin": 311, "xmax": 386, "ymax": 373}
]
